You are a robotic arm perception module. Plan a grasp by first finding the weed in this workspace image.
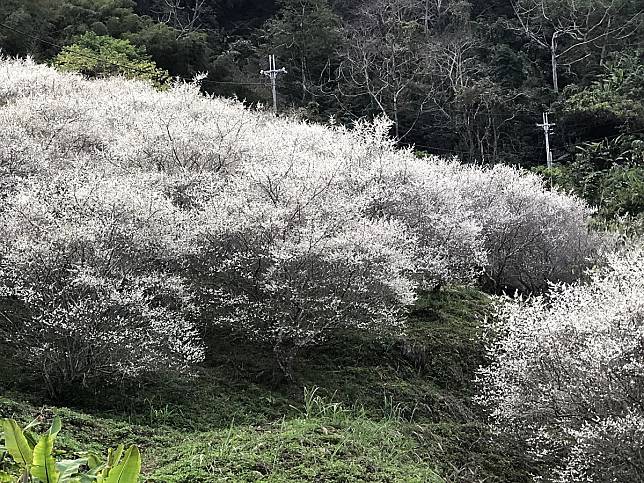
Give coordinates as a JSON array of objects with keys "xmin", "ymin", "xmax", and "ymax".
[{"xmin": 144, "ymin": 399, "xmax": 184, "ymax": 426}]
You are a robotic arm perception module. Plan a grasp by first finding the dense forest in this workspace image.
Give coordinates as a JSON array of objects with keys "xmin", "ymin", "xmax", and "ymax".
[
  {"xmin": 1, "ymin": 0, "xmax": 643, "ymax": 183},
  {"xmin": 0, "ymin": 2, "xmax": 643, "ymax": 482}
]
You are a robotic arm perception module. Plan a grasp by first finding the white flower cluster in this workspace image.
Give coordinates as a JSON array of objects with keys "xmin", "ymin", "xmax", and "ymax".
[
  {"xmin": 477, "ymin": 246, "xmax": 644, "ymax": 482},
  {"xmin": 0, "ymin": 58, "xmax": 601, "ymax": 381}
]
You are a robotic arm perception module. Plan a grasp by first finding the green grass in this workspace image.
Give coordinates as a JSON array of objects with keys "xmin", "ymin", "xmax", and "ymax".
[
  {"xmin": 150, "ymin": 415, "xmax": 444, "ymax": 482},
  {"xmin": 0, "ymin": 392, "xmax": 443, "ymax": 482},
  {"xmin": 0, "ymin": 287, "xmax": 532, "ymax": 482}
]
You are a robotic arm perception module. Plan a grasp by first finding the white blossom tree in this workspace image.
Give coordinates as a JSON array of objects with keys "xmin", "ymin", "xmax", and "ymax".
[
  {"xmin": 0, "ymin": 172, "xmax": 204, "ymax": 397},
  {"xmin": 478, "ymin": 245, "xmax": 644, "ymax": 482}
]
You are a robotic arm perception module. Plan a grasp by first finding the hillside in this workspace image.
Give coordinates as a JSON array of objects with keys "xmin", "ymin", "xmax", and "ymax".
[
  {"xmin": 2, "ymin": 60, "xmax": 637, "ymax": 483},
  {"xmin": 1, "ymin": 288, "xmax": 531, "ymax": 482},
  {"xmin": 0, "ymin": 60, "xmax": 551, "ymax": 482}
]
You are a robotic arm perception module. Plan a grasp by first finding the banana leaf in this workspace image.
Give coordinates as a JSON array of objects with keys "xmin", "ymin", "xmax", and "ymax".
[
  {"xmin": 30, "ymin": 434, "xmax": 60, "ymax": 483},
  {"xmin": 104, "ymin": 446, "xmax": 140, "ymax": 483},
  {"xmin": 56, "ymin": 458, "xmax": 88, "ymax": 479},
  {"xmin": 1, "ymin": 419, "xmax": 33, "ymax": 466},
  {"xmin": 47, "ymin": 417, "xmax": 62, "ymax": 438}
]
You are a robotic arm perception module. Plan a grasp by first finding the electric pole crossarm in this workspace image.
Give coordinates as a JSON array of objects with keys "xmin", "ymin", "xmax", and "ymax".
[{"xmin": 536, "ymin": 112, "xmax": 556, "ymax": 169}]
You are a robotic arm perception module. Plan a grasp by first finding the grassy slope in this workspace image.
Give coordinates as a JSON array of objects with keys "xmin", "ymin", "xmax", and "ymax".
[{"xmin": 0, "ymin": 288, "xmax": 530, "ymax": 482}]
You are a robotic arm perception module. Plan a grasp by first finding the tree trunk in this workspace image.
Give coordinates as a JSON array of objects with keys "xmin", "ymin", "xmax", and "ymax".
[
  {"xmin": 424, "ymin": 0, "xmax": 429, "ymax": 33},
  {"xmin": 301, "ymin": 57, "xmax": 307, "ymax": 102},
  {"xmin": 274, "ymin": 342, "xmax": 297, "ymax": 383},
  {"xmin": 600, "ymin": 17, "xmax": 612, "ymax": 66},
  {"xmin": 550, "ymin": 36, "xmax": 559, "ymax": 93},
  {"xmin": 393, "ymin": 95, "xmax": 400, "ymax": 139}
]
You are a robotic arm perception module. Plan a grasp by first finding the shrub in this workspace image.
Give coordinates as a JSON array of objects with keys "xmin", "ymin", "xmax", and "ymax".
[
  {"xmin": 363, "ymin": 150, "xmax": 600, "ymax": 292},
  {"xmin": 358, "ymin": 148, "xmax": 488, "ymax": 288},
  {"xmin": 193, "ymin": 216, "xmax": 418, "ymax": 378},
  {"xmin": 0, "ymin": 172, "xmax": 204, "ymax": 397},
  {"xmin": 464, "ymin": 164, "xmax": 601, "ymax": 292},
  {"xmin": 477, "ymin": 245, "xmax": 644, "ymax": 482},
  {"xmin": 184, "ymin": 142, "xmax": 419, "ymax": 378},
  {"xmin": 52, "ymin": 32, "xmax": 169, "ymax": 86}
]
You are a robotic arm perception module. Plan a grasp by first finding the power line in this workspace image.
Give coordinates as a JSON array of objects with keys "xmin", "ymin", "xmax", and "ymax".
[
  {"xmin": 409, "ymin": 143, "xmax": 472, "ymax": 154},
  {"xmin": 0, "ymin": 23, "xmax": 607, "ymax": 120},
  {"xmin": 0, "ymin": 22, "xmax": 635, "ymax": 126},
  {"xmin": 421, "ymin": 107, "xmax": 541, "ymax": 118},
  {"xmin": 412, "ymin": 126, "xmax": 644, "ymax": 158}
]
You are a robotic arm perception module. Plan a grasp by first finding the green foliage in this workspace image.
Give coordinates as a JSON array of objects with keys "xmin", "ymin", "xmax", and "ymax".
[
  {"xmin": 104, "ymin": 446, "xmax": 140, "ymax": 483},
  {"xmin": 55, "ymin": 0, "xmax": 141, "ymax": 41},
  {"xmin": 490, "ymin": 44, "xmax": 530, "ymax": 87},
  {"xmin": 2, "ymin": 419, "xmax": 33, "ymax": 468},
  {"xmin": 548, "ymin": 52, "xmax": 644, "ymax": 231},
  {"xmin": 600, "ymin": 163, "xmax": 644, "ymax": 219},
  {"xmin": 151, "ymin": 414, "xmax": 444, "ymax": 482},
  {"xmin": 52, "ymin": 32, "xmax": 169, "ymax": 85},
  {"xmin": 565, "ymin": 52, "xmax": 644, "ymax": 125},
  {"xmin": 30, "ymin": 431, "xmax": 58, "ymax": 483},
  {"xmin": 538, "ymin": 135, "xmax": 644, "ymax": 228},
  {"xmin": 0, "ymin": 417, "xmax": 141, "ymax": 483}
]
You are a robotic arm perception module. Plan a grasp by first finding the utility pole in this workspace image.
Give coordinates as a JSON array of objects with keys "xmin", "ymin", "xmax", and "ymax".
[
  {"xmin": 536, "ymin": 112, "xmax": 556, "ymax": 168},
  {"xmin": 260, "ymin": 54, "xmax": 287, "ymax": 112}
]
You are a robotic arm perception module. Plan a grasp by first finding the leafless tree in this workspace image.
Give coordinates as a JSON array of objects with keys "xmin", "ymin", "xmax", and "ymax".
[
  {"xmin": 339, "ymin": 1, "xmax": 525, "ymax": 161},
  {"xmin": 428, "ymin": 33, "xmax": 528, "ymax": 163},
  {"xmin": 420, "ymin": 0, "xmax": 470, "ymax": 33},
  {"xmin": 511, "ymin": 0, "xmax": 642, "ymax": 92},
  {"xmin": 158, "ymin": 0, "xmax": 207, "ymax": 39},
  {"xmin": 338, "ymin": 0, "xmax": 436, "ymax": 140}
]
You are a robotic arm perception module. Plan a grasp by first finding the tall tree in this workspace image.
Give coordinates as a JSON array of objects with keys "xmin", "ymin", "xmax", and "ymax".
[
  {"xmin": 511, "ymin": 0, "xmax": 642, "ymax": 92},
  {"xmin": 339, "ymin": 0, "xmax": 435, "ymax": 139},
  {"xmin": 264, "ymin": 0, "xmax": 342, "ymax": 104}
]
